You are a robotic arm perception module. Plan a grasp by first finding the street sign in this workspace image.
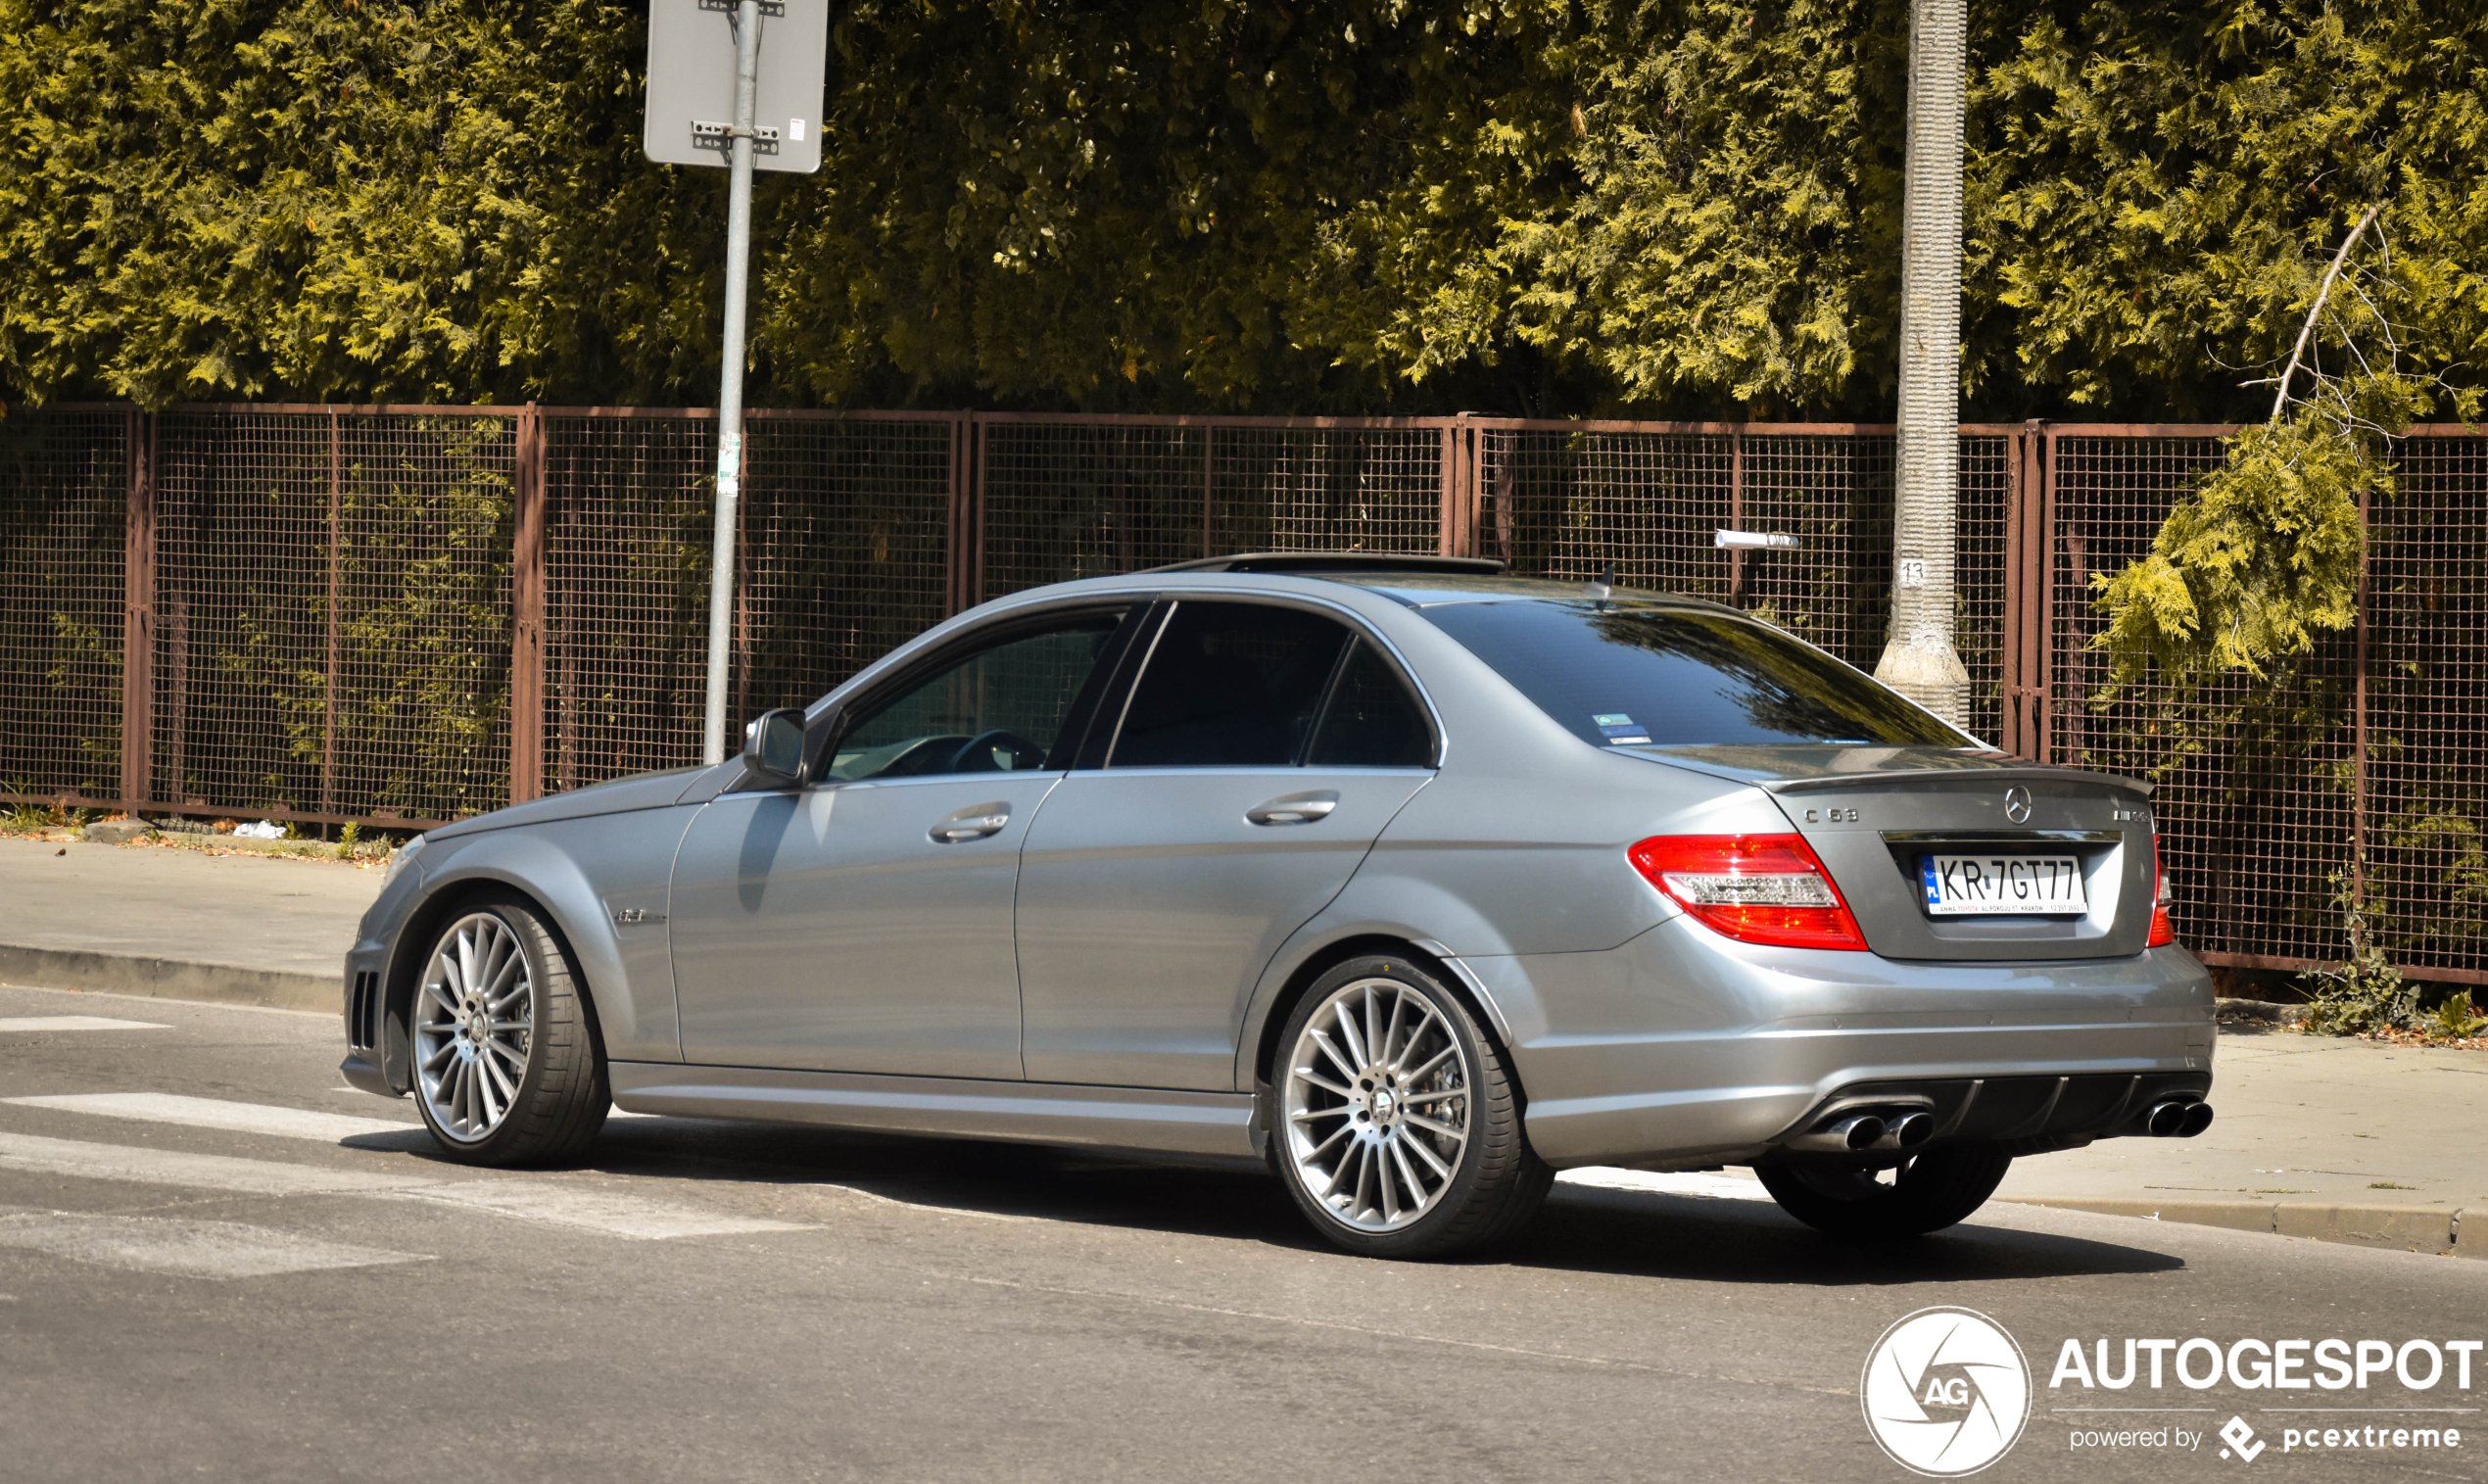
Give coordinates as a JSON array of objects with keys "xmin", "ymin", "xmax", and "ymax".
[{"xmin": 643, "ymin": 0, "xmax": 827, "ymax": 175}]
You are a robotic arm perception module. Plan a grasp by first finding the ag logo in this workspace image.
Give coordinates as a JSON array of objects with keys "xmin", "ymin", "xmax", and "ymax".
[{"xmin": 1862, "ymin": 1307, "xmax": 2032, "ymax": 1477}]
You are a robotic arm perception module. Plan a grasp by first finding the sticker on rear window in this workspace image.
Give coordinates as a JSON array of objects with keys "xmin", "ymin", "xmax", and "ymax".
[{"xmin": 1595, "ymin": 713, "xmax": 1651, "ymax": 744}]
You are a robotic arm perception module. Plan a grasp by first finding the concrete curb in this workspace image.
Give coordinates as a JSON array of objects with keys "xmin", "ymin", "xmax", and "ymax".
[
  {"xmin": 2011, "ymin": 1195, "xmax": 2478, "ymax": 1259},
  {"xmin": 0, "ymin": 943, "xmax": 335, "ymax": 1016}
]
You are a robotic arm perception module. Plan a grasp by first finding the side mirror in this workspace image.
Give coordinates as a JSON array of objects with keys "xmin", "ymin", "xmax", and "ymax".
[{"xmin": 740, "ymin": 708, "xmax": 807, "ymax": 786}]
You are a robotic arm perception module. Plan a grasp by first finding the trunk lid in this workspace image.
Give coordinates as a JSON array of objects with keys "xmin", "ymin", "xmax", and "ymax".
[{"xmin": 1647, "ymin": 744, "xmax": 2158, "ymax": 962}]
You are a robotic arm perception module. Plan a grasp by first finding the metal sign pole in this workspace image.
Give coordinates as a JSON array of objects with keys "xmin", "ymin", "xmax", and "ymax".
[{"xmin": 701, "ymin": 0, "xmax": 762, "ymax": 766}]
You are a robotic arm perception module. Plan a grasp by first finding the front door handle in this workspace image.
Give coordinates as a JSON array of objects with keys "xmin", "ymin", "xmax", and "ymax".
[
  {"xmin": 1246, "ymin": 790, "xmax": 1339, "ymax": 826},
  {"xmin": 929, "ymin": 803, "xmax": 1011, "ymax": 843}
]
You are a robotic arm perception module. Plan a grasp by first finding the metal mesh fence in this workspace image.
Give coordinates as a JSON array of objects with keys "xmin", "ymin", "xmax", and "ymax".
[
  {"xmin": 541, "ymin": 415, "xmax": 716, "ymax": 791},
  {"xmin": 5, "ymin": 403, "xmax": 2480, "ymax": 981},
  {"xmin": 150, "ymin": 411, "xmax": 516, "ymax": 824},
  {"xmin": 978, "ymin": 420, "xmax": 1449, "ymax": 603},
  {"xmin": 2048, "ymin": 434, "xmax": 2361, "ymax": 967},
  {"xmin": 2368, "ymin": 437, "xmax": 2488, "ymax": 978},
  {"xmin": 1478, "ymin": 427, "xmax": 2012, "ymax": 742},
  {"xmin": 1212, "ymin": 424, "xmax": 1444, "ymax": 557},
  {"xmin": 737, "ymin": 414, "xmax": 953, "ymax": 715},
  {"xmin": 980, "ymin": 421, "xmax": 1213, "ymax": 598},
  {"xmin": 0, "ymin": 407, "xmax": 125, "ymax": 803}
]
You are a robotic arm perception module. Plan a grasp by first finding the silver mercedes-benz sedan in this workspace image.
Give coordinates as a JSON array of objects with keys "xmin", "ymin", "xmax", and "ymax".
[{"xmin": 341, "ymin": 553, "xmax": 2216, "ymax": 1257}]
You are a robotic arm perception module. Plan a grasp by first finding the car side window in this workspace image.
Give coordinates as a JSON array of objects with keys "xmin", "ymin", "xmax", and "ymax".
[
  {"xmin": 827, "ymin": 615, "xmax": 1124, "ymax": 781},
  {"xmin": 1307, "ymin": 641, "xmax": 1434, "ymax": 767},
  {"xmin": 1110, "ymin": 601, "xmax": 1353, "ymax": 768}
]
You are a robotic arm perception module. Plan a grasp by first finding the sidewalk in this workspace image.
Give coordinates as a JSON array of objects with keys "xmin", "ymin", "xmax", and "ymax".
[
  {"xmin": 4, "ymin": 834, "xmax": 2482, "ymax": 1254},
  {"xmin": 1997, "ymin": 1029, "xmax": 2488, "ymax": 1256},
  {"xmin": 0, "ymin": 836, "xmax": 380, "ymax": 1012}
]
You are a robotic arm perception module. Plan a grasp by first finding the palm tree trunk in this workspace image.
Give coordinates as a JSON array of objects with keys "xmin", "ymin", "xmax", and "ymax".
[{"xmin": 1873, "ymin": 0, "xmax": 1972, "ymax": 729}]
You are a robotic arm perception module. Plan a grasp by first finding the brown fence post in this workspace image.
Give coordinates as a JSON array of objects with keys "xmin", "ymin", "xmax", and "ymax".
[
  {"xmin": 2352, "ymin": 475, "xmax": 2372, "ymax": 913},
  {"xmin": 1729, "ymin": 430, "xmax": 1746, "ymax": 604},
  {"xmin": 2034, "ymin": 422, "xmax": 2059, "ymax": 765},
  {"xmin": 1437, "ymin": 421, "xmax": 1459, "ymax": 558},
  {"xmin": 2001, "ymin": 420, "xmax": 2049, "ymax": 758},
  {"xmin": 320, "ymin": 410, "xmax": 343, "ymax": 819},
  {"xmin": 508, "ymin": 406, "xmax": 546, "ymax": 804},
  {"xmin": 120, "ymin": 408, "xmax": 157, "ymax": 813}
]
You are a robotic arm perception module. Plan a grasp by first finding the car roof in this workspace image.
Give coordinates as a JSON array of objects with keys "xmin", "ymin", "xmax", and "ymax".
[{"xmin": 1131, "ymin": 551, "xmax": 1736, "ymax": 611}]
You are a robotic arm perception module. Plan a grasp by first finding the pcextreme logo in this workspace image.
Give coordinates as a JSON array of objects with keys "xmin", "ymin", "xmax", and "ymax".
[{"xmin": 1862, "ymin": 1307, "xmax": 2033, "ymax": 1477}]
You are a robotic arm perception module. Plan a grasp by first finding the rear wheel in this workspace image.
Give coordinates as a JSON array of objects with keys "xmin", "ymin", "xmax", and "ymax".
[
  {"xmin": 410, "ymin": 896, "xmax": 608, "ymax": 1165},
  {"xmin": 1270, "ymin": 955, "xmax": 1551, "ymax": 1259},
  {"xmin": 1755, "ymin": 1144, "xmax": 2012, "ymax": 1240}
]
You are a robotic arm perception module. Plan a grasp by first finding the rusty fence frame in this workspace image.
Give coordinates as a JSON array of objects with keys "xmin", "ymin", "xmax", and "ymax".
[{"xmin": 5, "ymin": 405, "xmax": 2483, "ymax": 987}]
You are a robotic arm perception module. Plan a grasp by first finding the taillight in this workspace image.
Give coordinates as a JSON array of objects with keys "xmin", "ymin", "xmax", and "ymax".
[
  {"xmin": 2148, "ymin": 835, "xmax": 2177, "ymax": 947},
  {"xmin": 1628, "ymin": 834, "xmax": 1868, "ymax": 951}
]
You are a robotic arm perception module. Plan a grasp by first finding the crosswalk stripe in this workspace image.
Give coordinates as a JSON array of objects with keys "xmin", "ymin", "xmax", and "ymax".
[
  {"xmin": 404, "ymin": 1177, "xmax": 808, "ymax": 1240},
  {"xmin": 0, "ymin": 1211, "xmax": 426, "ymax": 1279},
  {"xmin": 0, "ymin": 1017, "xmax": 170, "ymax": 1033},
  {"xmin": 0, "ymin": 1130, "xmax": 429, "ymax": 1196},
  {"xmin": 5, "ymin": 1092, "xmax": 417, "ymax": 1143},
  {"xmin": 1555, "ymin": 1168, "xmax": 1772, "ymax": 1202}
]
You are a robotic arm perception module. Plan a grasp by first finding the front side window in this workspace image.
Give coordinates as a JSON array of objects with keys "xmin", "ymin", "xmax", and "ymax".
[
  {"xmin": 1111, "ymin": 601, "xmax": 1353, "ymax": 767},
  {"xmin": 1417, "ymin": 599, "xmax": 1970, "ymax": 750},
  {"xmin": 828, "ymin": 614, "xmax": 1124, "ymax": 781}
]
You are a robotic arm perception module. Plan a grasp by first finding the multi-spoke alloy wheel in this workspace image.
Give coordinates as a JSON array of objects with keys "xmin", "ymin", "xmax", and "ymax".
[
  {"xmin": 406, "ymin": 896, "xmax": 608, "ymax": 1165},
  {"xmin": 414, "ymin": 912, "xmax": 536, "ymax": 1142},
  {"xmin": 1284, "ymin": 977, "xmax": 1470, "ymax": 1230},
  {"xmin": 1271, "ymin": 956, "xmax": 1551, "ymax": 1258}
]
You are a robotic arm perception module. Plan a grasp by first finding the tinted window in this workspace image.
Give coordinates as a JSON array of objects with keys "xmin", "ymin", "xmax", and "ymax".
[
  {"xmin": 1112, "ymin": 601, "xmax": 1352, "ymax": 767},
  {"xmin": 1417, "ymin": 600, "xmax": 1968, "ymax": 749},
  {"xmin": 830, "ymin": 616, "xmax": 1122, "ymax": 780},
  {"xmin": 1308, "ymin": 642, "xmax": 1433, "ymax": 767}
]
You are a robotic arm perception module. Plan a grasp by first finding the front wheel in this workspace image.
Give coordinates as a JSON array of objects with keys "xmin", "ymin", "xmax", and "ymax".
[
  {"xmin": 409, "ymin": 895, "xmax": 608, "ymax": 1165},
  {"xmin": 1270, "ymin": 956, "xmax": 1551, "ymax": 1259},
  {"xmin": 1754, "ymin": 1144, "xmax": 2012, "ymax": 1241}
]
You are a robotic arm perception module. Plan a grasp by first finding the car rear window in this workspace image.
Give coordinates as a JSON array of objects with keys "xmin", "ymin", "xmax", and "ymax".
[{"xmin": 1416, "ymin": 599, "xmax": 1968, "ymax": 749}]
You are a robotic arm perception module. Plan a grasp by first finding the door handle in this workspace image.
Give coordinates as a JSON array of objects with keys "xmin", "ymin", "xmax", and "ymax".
[
  {"xmin": 929, "ymin": 808, "xmax": 1011, "ymax": 843},
  {"xmin": 1246, "ymin": 790, "xmax": 1339, "ymax": 826}
]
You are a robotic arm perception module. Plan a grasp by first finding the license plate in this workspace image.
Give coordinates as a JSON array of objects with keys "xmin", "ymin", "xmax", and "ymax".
[{"xmin": 1920, "ymin": 854, "xmax": 2087, "ymax": 916}]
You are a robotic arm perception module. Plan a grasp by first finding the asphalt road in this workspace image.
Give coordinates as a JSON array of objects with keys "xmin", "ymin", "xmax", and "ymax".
[{"xmin": 1, "ymin": 983, "xmax": 2480, "ymax": 1484}]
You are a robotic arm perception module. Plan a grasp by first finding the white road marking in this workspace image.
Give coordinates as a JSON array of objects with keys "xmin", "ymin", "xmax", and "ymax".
[
  {"xmin": 0, "ymin": 1130, "xmax": 429, "ymax": 1195},
  {"xmin": 4, "ymin": 1092, "xmax": 417, "ymax": 1143},
  {"xmin": 0, "ymin": 1017, "xmax": 169, "ymax": 1033},
  {"xmin": 0, "ymin": 1211, "xmax": 426, "ymax": 1279},
  {"xmin": 1555, "ymin": 1168, "xmax": 1772, "ymax": 1202},
  {"xmin": 403, "ymin": 1178, "xmax": 807, "ymax": 1240}
]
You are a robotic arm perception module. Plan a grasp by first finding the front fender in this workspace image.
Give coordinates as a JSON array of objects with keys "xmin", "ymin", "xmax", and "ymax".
[{"xmin": 404, "ymin": 806, "xmax": 697, "ymax": 1063}]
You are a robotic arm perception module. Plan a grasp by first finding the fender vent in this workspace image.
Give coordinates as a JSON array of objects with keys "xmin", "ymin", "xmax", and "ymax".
[{"xmin": 349, "ymin": 971, "xmax": 380, "ymax": 1051}]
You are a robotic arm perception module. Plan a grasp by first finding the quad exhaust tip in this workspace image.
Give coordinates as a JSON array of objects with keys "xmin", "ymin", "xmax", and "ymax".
[
  {"xmin": 1831, "ymin": 1115, "xmax": 1885, "ymax": 1151},
  {"xmin": 1882, "ymin": 1111, "xmax": 1937, "ymax": 1150},
  {"xmin": 2144, "ymin": 1099, "xmax": 2216, "ymax": 1138}
]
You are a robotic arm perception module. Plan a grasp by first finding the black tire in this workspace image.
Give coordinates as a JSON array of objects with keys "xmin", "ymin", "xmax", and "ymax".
[
  {"xmin": 1268, "ymin": 954, "xmax": 1552, "ymax": 1259},
  {"xmin": 1754, "ymin": 1144, "xmax": 2012, "ymax": 1240},
  {"xmin": 408, "ymin": 893, "xmax": 608, "ymax": 1166}
]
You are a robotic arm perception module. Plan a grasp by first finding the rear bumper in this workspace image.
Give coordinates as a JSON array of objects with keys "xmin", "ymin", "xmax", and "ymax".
[{"xmin": 1475, "ymin": 917, "xmax": 2215, "ymax": 1168}]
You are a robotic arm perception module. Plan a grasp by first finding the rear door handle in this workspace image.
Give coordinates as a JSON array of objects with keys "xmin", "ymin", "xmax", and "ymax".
[
  {"xmin": 929, "ymin": 804, "xmax": 1011, "ymax": 843},
  {"xmin": 1246, "ymin": 790, "xmax": 1339, "ymax": 826}
]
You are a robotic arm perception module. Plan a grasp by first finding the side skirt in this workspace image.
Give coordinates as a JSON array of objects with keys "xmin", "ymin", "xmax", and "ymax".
[{"xmin": 608, "ymin": 1062, "xmax": 1262, "ymax": 1160}]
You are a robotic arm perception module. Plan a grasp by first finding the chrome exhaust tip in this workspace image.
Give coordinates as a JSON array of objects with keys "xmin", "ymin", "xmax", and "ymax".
[
  {"xmin": 1882, "ymin": 1111, "xmax": 1936, "ymax": 1150},
  {"xmin": 2178, "ymin": 1101, "xmax": 2214, "ymax": 1138},
  {"xmin": 1832, "ymin": 1115, "xmax": 1886, "ymax": 1151},
  {"xmin": 2144, "ymin": 1100, "xmax": 2191, "ymax": 1137}
]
